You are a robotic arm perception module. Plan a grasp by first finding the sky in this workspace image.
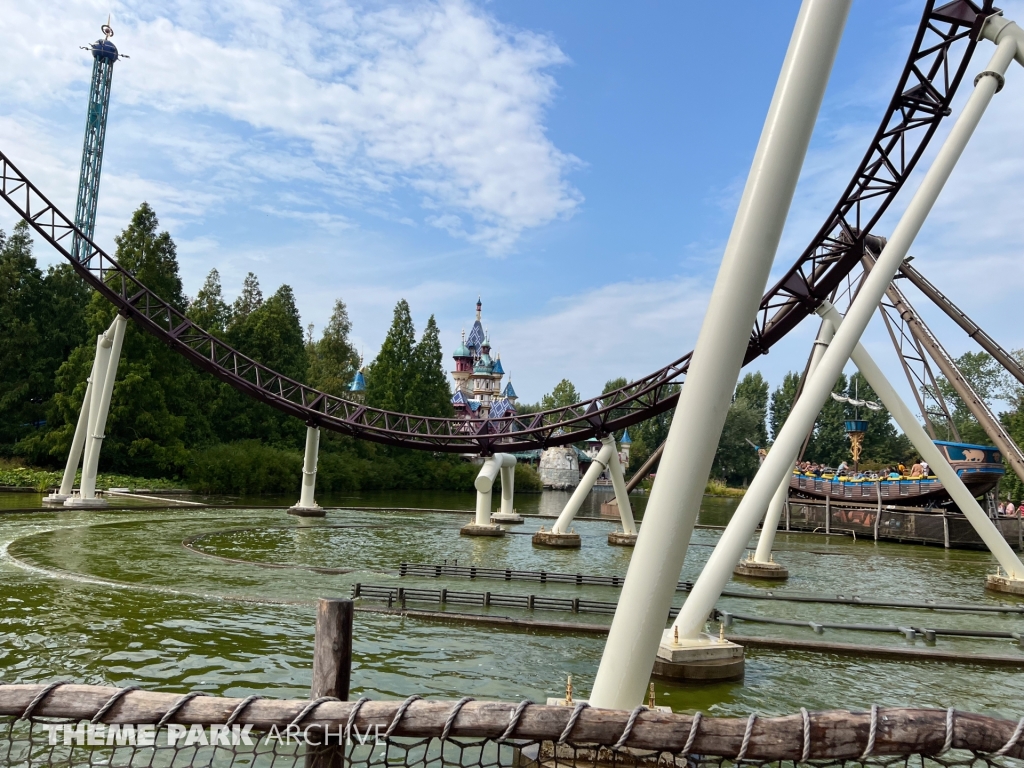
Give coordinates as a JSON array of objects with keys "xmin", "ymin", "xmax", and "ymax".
[{"xmin": 1, "ymin": 0, "xmax": 1022, "ymax": 414}]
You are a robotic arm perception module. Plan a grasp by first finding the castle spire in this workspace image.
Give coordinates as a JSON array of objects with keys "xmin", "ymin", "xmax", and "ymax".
[{"xmin": 476, "ymin": 296, "xmax": 482, "ymax": 321}]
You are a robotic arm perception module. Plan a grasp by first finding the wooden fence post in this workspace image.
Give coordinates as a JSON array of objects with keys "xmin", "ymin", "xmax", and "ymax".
[
  {"xmin": 312, "ymin": 598, "xmax": 353, "ymax": 700},
  {"xmin": 307, "ymin": 598, "xmax": 353, "ymax": 768}
]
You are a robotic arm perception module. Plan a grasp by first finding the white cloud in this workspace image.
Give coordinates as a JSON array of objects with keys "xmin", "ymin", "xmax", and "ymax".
[{"xmin": 0, "ymin": 0, "xmax": 581, "ymax": 253}]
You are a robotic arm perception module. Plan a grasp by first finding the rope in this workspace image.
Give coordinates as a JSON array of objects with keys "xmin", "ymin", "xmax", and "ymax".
[
  {"xmin": 345, "ymin": 697, "xmax": 370, "ymax": 735},
  {"xmin": 682, "ymin": 712, "xmax": 702, "ymax": 757},
  {"xmin": 20, "ymin": 682, "xmax": 69, "ymax": 720},
  {"xmin": 736, "ymin": 713, "xmax": 757, "ymax": 761},
  {"xmin": 860, "ymin": 703, "xmax": 879, "ymax": 760},
  {"xmin": 384, "ymin": 695, "xmax": 422, "ymax": 739},
  {"xmin": 939, "ymin": 707, "xmax": 954, "ymax": 755},
  {"xmin": 557, "ymin": 702, "xmax": 590, "ymax": 744},
  {"xmin": 800, "ymin": 707, "xmax": 810, "ymax": 762},
  {"xmin": 496, "ymin": 699, "xmax": 532, "ymax": 742},
  {"xmin": 612, "ymin": 705, "xmax": 648, "ymax": 750},
  {"xmin": 290, "ymin": 696, "xmax": 341, "ymax": 726},
  {"xmin": 989, "ymin": 716, "xmax": 1024, "ymax": 758},
  {"xmin": 91, "ymin": 686, "xmax": 140, "ymax": 723},
  {"xmin": 440, "ymin": 697, "xmax": 474, "ymax": 741},
  {"xmin": 225, "ymin": 695, "xmax": 263, "ymax": 727},
  {"xmin": 156, "ymin": 692, "xmax": 209, "ymax": 729}
]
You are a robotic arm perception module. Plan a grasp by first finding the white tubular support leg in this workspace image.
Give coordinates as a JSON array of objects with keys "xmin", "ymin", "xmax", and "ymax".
[
  {"xmin": 818, "ymin": 302, "xmax": 1024, "ymax": 578},
  {"xmin": 51, "ymin": 349, "xmax": 99, "ymax": 500},
  {"xmin": 606, "ymin": 437, "xmax": 637, "ymax": 535},
  {"xmin": 754, "ymin": 319, "xmax": 835, "ymax": 562},
  {"xmin": 295, "ymin": 425, "xmax": 321, "ymax": 509},
  {"xmin": 498, "ymin": 455, "xmax": 517, "ymax": 517},
  {"xmin": 474, "ymin": 457, "xmax": 498, "ymax": 525},
  {"xmin": 590, "ymin": 0, "xmax": 850, "ymax": 709},
  {"xmin": 668, "ymin": 37, "xmax": 1017, "ymax": 642},
  {"xmin": 73, "ymin": 315, "xmax": 126, "ymax": 504},
  {"xmin": 552, "ymin": 441, "xmax": 615, "ymax": 534},
  {"xmin": 981, "ymin": 16, "xmax": 1024, "ymax": 67}
]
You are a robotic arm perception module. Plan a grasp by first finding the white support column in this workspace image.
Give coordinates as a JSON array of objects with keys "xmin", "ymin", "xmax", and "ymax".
[
  {"xmin": 590, "ymin": 0, "xmax": 850, "ymax": 708},
  {"xmin": 606, "ymin": 437, "xmax": 637, "ymax": 536},
  {"xmin": 44, "ymin": 342, "xmax": 100, "ymax": 504},
  {"xmin": 667, "ymin": 34, "xmax": 1019, "ymax": 643},
  {"xmin": 753, "ymin": 319, "xmax": 835, "ymax": 563},
  {"xmin": 817, "ymin": 301, "xmax": 1024, "ymax": 582},
  {"xmin": 67, "ymin": 314, "xmax": 127, "ymax": 508},
  {"xmin": 463, "ymin": 454, "xmax": 515, "ymax": 536},
  {"xmin": 551, "ymin": 440, "xmax": 615, "ymax": 534},
  {"xmin": 289, "ymin": 425, "xmax": 323, "ymax": 516},
  {"xmin": 492, "ymin": 455, "xmax": 522, "ymax": 523}
]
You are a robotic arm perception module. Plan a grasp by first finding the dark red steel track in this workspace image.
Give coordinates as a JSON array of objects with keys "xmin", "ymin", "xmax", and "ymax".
[{"xmin": 0, "ymin": 1, "xmax": 995, "ymax": 454}]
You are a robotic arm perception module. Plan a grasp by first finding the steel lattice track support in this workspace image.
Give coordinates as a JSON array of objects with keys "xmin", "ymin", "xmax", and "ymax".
[
  {"xmin": 877, "ymin": 281, "xmax": 961, "ymax": 440},
  {"xmin": 899, "ymin": 259, "xmax": 1024, "ymax": 387},
  {"xmin": 866, "ymin": 253, "xmax": 1024, "ymax": 487},
  {"xmin": 0, "ymin": 0, "xmax": 995, "ymax": 454}
]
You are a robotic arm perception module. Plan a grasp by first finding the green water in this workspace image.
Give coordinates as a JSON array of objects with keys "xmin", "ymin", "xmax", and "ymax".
[{"xmin": 2, "ymin": 490, "xmax": 1022, "ymax": 718}]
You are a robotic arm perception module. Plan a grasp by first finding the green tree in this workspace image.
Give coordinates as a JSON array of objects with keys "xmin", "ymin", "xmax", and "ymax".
[
  {"xmin": 188, "ymin": 268, "xmax": 231, "ymax": 333},
  {"xmin": 231, "ymin": 272, "xmax": 264, "ymax": 324},
  {"xmin": 769, "ymin": 371, "xmax": 801, "ymax": 442},
  {"xmin": 365, "ymin": 299, "xmax": 417, "ymax": 413},
  {"xmin": 735, "ymin": 371, "xmax": 769, "ymax": 445},
  {"xmin": 931, "ymin": 351, "xmax": 1012, "ymax": 446},
  {"xmin": 711, "ymin": 396, "xmax": 762, "ymax": 485},
  {"xmin": 541, "ymin": 379, "xmax": 580, "ymax": 410},
  {"xmin": 407, "ymin": 315, "xmax": 453, "ymax": 417},
  {"xmin": 49, "ymin": 203, "xmax": 204, "ymax": 475},
  {"xmin": 306, "ymin": 299, "xmax": 359, "ymax": 397}
]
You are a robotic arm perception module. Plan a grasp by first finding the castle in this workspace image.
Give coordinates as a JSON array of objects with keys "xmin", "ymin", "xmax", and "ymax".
[{"xmin": 451, "ymin": 298, "xmax": 517, "ymax": 419}]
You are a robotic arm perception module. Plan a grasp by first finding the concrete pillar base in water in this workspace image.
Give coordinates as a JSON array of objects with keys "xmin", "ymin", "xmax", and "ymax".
[
  {"xmin": 734, "ymin": 554, "xmax": 788, "ymax": 580},
  {"xmin": 63, "ymin": 493, "xmax": 109, "ymax": 509},
  {"xmin": 288, "ymin": 505, "xmax": 325, "ymax": 518},
  {"xmin": 532, "ymin": 529, "xmax": 581, "ymax": 548},
  {"xmin": 460, "ymin": 523, "xmax": 504, "ymax": 537},
  {"xmin": 986, "ymin": 573, "xmax": 1024, "ymax": 595},
  {"xmin": 490, "ymin": 512, "xmax": 523, "ymax": 523},
  {"xmin": 607, "ymin": 531, "xmax": 637, "ymax": 547},
  {"xmin": 653, "ymin": 630, "xmax": 745, "ymax": 682}
]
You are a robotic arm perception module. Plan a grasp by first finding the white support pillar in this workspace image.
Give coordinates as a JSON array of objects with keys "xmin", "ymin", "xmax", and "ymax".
[
  {"xmin": 44, "ymin": 343, "xmax": 100, "ymax": 504},
  {"xmin": 752, "ymin": 319, "xmax": 835, "ymax": 563},
  {"xmin": 491, "ymin": 455, "xmax": 522, "ymax": 523},
  {"xmin": 817, "ymin": 301, "xmax": 1024, "ymax": 583},
  {"xmin": 289, "ymin": 425, "xmax": 323, "ymax": 516},
  {"xmin": 551, "ymin": 440, "xmax": 616, "ymax": 534},
  {"xmin": 667, "ymin": 34, "xmax": 1019, "ymax": 643},
  {"xmin": 66, "ymin": 314, "xmax": 127, "ymax": 509},
  {"xmin": 590, "ymin": 0, "xmax": 850, "ymax": 708},
  {"xmin": 463, "ymin": 454, "xmax": 515, "ymax": 536},
  {"xmin": 606, "ymin": 437, "xmax": 637, "ymax": 535}
]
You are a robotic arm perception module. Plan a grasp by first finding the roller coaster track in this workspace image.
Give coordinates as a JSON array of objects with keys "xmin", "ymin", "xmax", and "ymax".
[{"xmin": 0, "ymin": 1, "xmax": 996, "ymax": 454}]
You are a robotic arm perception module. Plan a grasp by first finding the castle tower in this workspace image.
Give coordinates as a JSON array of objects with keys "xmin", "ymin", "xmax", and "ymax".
[{"xmin": 619, "ymin": 428, "xmax": 632, "ymax": 466}]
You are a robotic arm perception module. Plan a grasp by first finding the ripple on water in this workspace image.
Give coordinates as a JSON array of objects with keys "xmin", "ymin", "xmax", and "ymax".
[{"xmin": 1, "ymin": 504, "xmax": 1022, "ymax": 717}]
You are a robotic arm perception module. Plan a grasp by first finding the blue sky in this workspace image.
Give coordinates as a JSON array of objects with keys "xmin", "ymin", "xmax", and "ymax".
[{"xmin": 1, "ymin": 0, "xmax": 1022, "ymax": 411}]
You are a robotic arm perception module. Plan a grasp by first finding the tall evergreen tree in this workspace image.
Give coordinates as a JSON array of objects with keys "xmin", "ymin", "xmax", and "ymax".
[
  {"xmin": 769, "ymin": 371, "xmax": 801, "ymax": 441},
  {"xmin": 231, "ymin": 272, "xmax": 263, "ymax": 325},
  {"xmin": 307, "ymin": 299, "xmax": 359, "ymax": 397},
  {"xmin": 365, "ymin": 300, "xmax": 417, "ymax": 413},
  {"xmin": 735, "ymin": 371, "xmax": 769, "ymax": 445},
  {"xmin": 49, "ymin": 203, "xmax": 204, "ymax": 475},
  {"xmin": 712, "ymin": 396, "xmax": 762, "ymax": 485},
  {"xmin": 804, "ymin": 373, "xmax": 849, "ymax": 465},
  {"xmin": 408, "ymin": 315, "xmax": 453, "ymax": 417},
  {"xmin": 188, "ymin": 268, "xmax": 231, "ymax": 333},
  {"xmin": 541, "ymin": 379, "xmax": 580, "ymax": 410}
]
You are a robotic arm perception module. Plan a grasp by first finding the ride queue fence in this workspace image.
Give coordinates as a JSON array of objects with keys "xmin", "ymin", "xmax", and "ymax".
[{"xmin": 2, "ymin": 683, "xmax": 1024, "ymax": 768}]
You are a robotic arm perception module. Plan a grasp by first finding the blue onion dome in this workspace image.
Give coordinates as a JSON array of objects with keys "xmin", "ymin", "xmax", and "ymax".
[
  {"xmin": 474, "ymin": 353, "xmax": 493, "ymax": 374},
  {"xmin": 454, "ymin": 341, "xmax": 472, "ymax": 358},
  {"xmin": 91, "ymin": 39, "xmax": 119, "ymax": 63}
]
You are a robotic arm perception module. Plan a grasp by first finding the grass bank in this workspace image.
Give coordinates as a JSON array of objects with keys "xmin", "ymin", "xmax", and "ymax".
[{"xmin": 0, "ymin": 459, "xmax": 185, "ymax": 493}]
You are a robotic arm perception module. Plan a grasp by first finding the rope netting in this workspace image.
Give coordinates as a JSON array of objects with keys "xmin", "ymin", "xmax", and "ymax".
[{"xmin": 1, "ymin": 684, "xmax": 1022, "ymax": 768}]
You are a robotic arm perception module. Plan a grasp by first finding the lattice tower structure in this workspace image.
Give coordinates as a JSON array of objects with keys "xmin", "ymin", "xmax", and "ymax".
[{"xmin": 72, "ymin": 27, "xmax": 120, "ymax": 262}]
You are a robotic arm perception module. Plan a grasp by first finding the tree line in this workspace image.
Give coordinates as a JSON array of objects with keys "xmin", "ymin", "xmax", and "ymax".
[
  {"xmin": 0, "ymin": 204, "xmax": 485, "ymax": 494},
  {"xmin": 3, "ymin": 203, "xmax": 1022, "ymax": 499}
]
